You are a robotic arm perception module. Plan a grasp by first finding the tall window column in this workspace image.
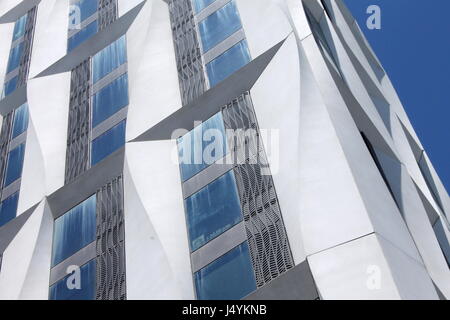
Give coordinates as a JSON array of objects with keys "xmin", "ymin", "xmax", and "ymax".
[
  {"xmin": 0, "ymin": 6, "xmax": 37, "ymax": 228},
  {"xmin": 57, "ymin": 0, "xmax": 127, "ymax": 300}
]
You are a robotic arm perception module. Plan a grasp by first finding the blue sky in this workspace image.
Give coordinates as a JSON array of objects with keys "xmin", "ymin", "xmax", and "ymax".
[{"xmin": 343, "ymin": 0, "xmax": 450, "ymax": 193}]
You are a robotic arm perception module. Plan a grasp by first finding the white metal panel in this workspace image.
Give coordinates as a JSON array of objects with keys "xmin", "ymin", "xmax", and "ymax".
[
  {"xmin": 298, "ymin": 26, "xmax": 422, "ymax": 264},
  {"xmin": 235, "ymin": 0, "xmax": 292, "ymax": 59},
  {"xmin": 124, "ymin": 140, "xmax": 194, "ymax": 299},
  {"xmin": 16, "ymin": 120, "xmax": 46, "ymax": 216},
  {"xmin": 308, "ymin": 233, "xmax": 401, "ymax": 300},
  {"xmin": 27, "ymin": 72, "xmax": 70, "ymax": 195},
  {"xmin": 0, "ymin": 0, "xmax": 19, "ymax": 19},
  {"xmin": 18, "ymin": 200, "xmax": 53, "ymax": 300},
  {"xmin": 28, "ymin": 0, "xmax": 69, "ymax": 79},
  {"xmin": 0, "ymin": 200, "xmax": 46, "ymax": 299},
  {"xmin": 125, "ymin": 0, "xmax": 182, "ymax": 141},
  {"xmin": 118, "ymin": 0, "xmax": 145, "ymax": 18}
]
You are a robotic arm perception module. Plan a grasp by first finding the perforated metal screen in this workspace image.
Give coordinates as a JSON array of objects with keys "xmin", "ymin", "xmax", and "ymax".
[
  {"xmin": 65, "ymin": 0, "xmax": 118, "ymax": 183},
  {"xmin": 0, "ymin": 112, "xmax": 13, "ymax": 194},
  {"xmin": 168, "ymin": 0, "xmax": 206, "ymax": 106},
  {"xmin": 95, "ymin": 175, "xmax": 126, "ymax": 300},
  {"xmin": 222, "ymin": 93, "xmax": 294, "ymax": 288},
  {"xmin": 17, "ymin": 6, "xmax": 37, "ymax": 86},
  {"xmin": 65, "ymin": 59, "xmax": 92, "ymax": 183},
  {"xmin": 98, "ymin": 0, "xmax": 118, "ymax": 30}
]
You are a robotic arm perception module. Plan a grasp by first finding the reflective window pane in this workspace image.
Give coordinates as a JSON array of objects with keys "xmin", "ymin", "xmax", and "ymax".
[
  {"xmin": 4, "ymin": 144, "xmax": 25, "ymax": 187},
  {"xmin": 68, "ymin": 20, "xmax": 98, "ymax": 52},
  {"xmin": 0, "ymin": 192, "xmax": 19, "ymax": 228},
  {"xmin": 7, "ymin": 42, "xmax": 24, "ymax": 73},
  {"xmin": 49, "ymin": 259, "xmax": 96, "ymax": 300},
  {"xmin": 71, "ymin": 0, "xmax": 98, "ymax": 24},
  {"xmin": 91, "ymin": 120, "xmax": 126, "ymax": 166},
  {"xmin": 12, "ymin": 103, "xmax": 29, "ymax": 138},
  {"xmin": 92, "ymin": 36, "xmax": 127, "ymax": 83},
  {"xmin": 3, "ymin": 76, "xmax": 18, "ymax": 97},
  {"xmin": 13, "ymin": 14, "xmax": 28, "ymax": 41},
  {"xmin": 192, "ymin": 0, "xmax": 216, "ymax": 13},
  {"xmin": 51, "ymin": 195, "xmax": 96, "ymax": 267},
  {"xmin": 177, "ymin": 112, "xmax": 228, "ymax": 182},
  {"xmin": 185, "ymin": 171, "xmax": 242, "ymax": 251},
  {"xmin": 92, "ymin": 74, "xmax": 129, "ymax": 127},
  {"xmin": 206, "ymin": 40, "xmax": 251, "ymax": 87},
  {"xmin": 198, "ymin": 1, "xmax": 242, "ymax": 52},
  {"xmin": 194, "ymin": 242, "xmax": 256, "ymax": 300}
]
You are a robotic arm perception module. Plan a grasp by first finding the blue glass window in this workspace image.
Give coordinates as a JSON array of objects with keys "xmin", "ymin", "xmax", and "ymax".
[
  {"xmin": 51, "ymin": 195, "xmax": 96, "ymax": 267},
  {"xmin": 185, "ymin": 171, "xmax": 242, "ymax": 251},
  {"xmin": 12, "ymin": 14, "xmax": 28, "ymax": 41},
  {"xmin": 194, "ymin": 243, "xmax": 256, "ymax": 300},
  {"xmin": 4, "ymin": 144, "xmax": 25, "ymax": 187},
  {"xmin": 68, "ymin": 20, "xmax": 98, "ymax": 52},
  {"xmin": 206, "ymin": 40, "xmax": 251, "ymax": 87},
  {"xmin": 92, "ymin": 36, "xmax": 127, "ymax": 83},
  {"xmin": 12, "ymin": 103, "xmax": 29, "ymax": 138},
  {"xmin": 198, "ymin": 1, "xmax": 242, "ymax": 52},
  {"xmin": 92, "ymin": 74, "xmax": 129, "ymax": 127},
  {"xmin": 0, "ymin": 192, "xmax": 19, "ymax": 228},
  {"xmin": 6, "ymin": 42, "xmax": 24, "ymax": 73},
  {"xmin": 177, "ymin": 113, "xmax": 228, "ymax": 182},
  {"xmin": 3, "ymin": 76, "xmax": 18, "ymax": 97},
  {"xmin": 49, "ymin": 259, "xmax": 96, "ymax": 300},
  {"xmin": 91, "ymin": 120, "xmax": 126, "ymax": 166},
  {"xmin": 192, "ymin": 0, "xmax": 216, "ymax": 13},
  {"xmin": 70, "ymin": 0, "xmax": 98, "ymax": 24}
]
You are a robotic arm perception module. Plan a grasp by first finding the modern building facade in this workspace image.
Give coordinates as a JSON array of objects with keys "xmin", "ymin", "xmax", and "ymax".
[{"xmin": 0, "ymin": 0, "xmax": 448, "ymax": 300}]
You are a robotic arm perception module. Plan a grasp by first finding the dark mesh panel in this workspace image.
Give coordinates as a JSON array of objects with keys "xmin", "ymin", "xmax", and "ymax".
[
  {"xmin": 65, "ymin": 59, "xmax": 92, "ymax": 183},
  {"xmin": 98, "ymin": 0, "xmax": 118, "ymax": 30},
  {"xmin": 0, "ymin": 112, "xmax": 13, "ymax": 194},
  {"xmin": 17, "ymin": 6, "xmax": 37, "ymax": 86},
  {"xmin": 222, "ymin": 92, "xmax": 294, "ymax": 288},
  {"xmin": 168, "ymin": 0, "xmax": 206, "ymax": 106},
  {"xmin": 95, "ymin": 175, "xmax": 126, "ymax": 300}
]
